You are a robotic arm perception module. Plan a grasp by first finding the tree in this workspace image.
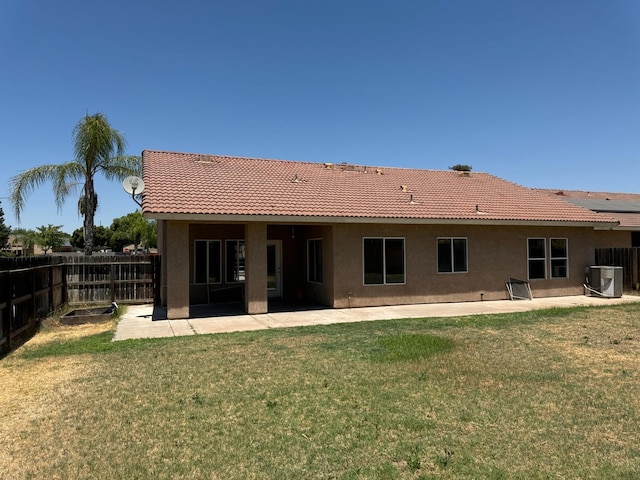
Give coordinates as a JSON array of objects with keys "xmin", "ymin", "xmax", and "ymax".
[
  {"xmin": 11, "ymin": 228, "xmax": 37, "ymax": 256},
  {"xmin": 9, "ymin": 113, "xmax": 140, "ymax": 256},
  {"xmin": 0, "ymin": 202, "xmax": 11, "ymax": 249},
  {"xmin": 109, "ymin": 211, "xmax": 157, "ymax": 253},
  {"xmin": 70, "ymin": 225, "xmax": 112, "ymax": 251},
  {"xmin": 35, "ymin": 224, "xmax": 68, "ymax": 254},
  {"xmin": 449, "ymin": 164, "xmax": 472, "ymax": 172}
]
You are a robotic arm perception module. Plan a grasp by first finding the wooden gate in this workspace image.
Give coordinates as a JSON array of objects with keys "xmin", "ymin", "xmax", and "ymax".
[{"xmin": 65, "ymin": 255, "xmax": 160, "ymax": 305}]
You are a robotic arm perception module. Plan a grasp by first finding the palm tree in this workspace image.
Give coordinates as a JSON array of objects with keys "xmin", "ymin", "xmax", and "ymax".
[{"xmin": 9, "ymin": 113, "xmax": 140, "ymax": 255}]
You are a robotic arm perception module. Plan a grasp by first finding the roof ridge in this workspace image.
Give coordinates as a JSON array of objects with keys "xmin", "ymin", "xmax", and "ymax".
[{"xmin": 144, "ymin": 150, "xmax": 494, "ymax": 174}]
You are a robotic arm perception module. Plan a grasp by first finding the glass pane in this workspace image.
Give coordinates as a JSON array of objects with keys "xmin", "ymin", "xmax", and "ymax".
[
  {"xmin": 315, "ymin": 241, "xmax": 323, "ymax": 283},
  {"xmin": 385, "ymin": 239, "xmax": 405, "ymax": 283},
  {"xmin": 453, "ymin": 238, "xmax": 467, "ymax": 272},
  {"xmin": 437, "ymin": 238, "xmax": 452, "ymax": 273},
  {"xmin": 226, "ymin": 241, "xmax": 245, "ymax": 282},
  {"xmin": 364, "ymin": 238, "xmax": 383, "ymax": 284},
  {"xmin": 529, "ymin": 259, "xmax": 545, "ymax": 279},
  {"xmin": 208, "ymin": 241, "xmax": 221, "ymax": 283},
  {"xmin": 267, "ymin": 244, "xmax": 276, "ymax": 289},
  {"xmin": 308, "ymin": 239, "xmax": 323, "ymax": 283},
  {"xmin": 528, "ymin": 239, "xmax": 545, "ymax": 259},
  {"xmin": 551, "ymin": 259, "xmax": 567, "ymax": 278},
  {"xmin": 195, "ymin": 241, "xmax": 207, "ymax": 283},
  {"xmin": 237, "ymin": 242, "xmax": 245, "ymax": 281},
  {"xmin": 550, "ymin": 239, "xmax": 567, "ymax": 258}
]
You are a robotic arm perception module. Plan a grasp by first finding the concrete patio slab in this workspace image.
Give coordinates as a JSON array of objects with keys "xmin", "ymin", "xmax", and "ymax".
[{"xmin": 113, "ymin": 295, "xmax": 640, "ymax": 341}]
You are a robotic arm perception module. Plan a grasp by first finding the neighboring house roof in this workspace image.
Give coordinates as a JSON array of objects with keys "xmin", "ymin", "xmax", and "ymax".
[
  {"xmin": 537, "ymin": 189, "xmax": 640, "ymax": 229},
  {"xmin": 142, "ymin": 150, "xmax": 617, "ymax": 226}
]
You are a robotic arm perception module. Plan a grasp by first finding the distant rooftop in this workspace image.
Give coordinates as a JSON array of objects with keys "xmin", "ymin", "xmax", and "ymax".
[{"xmin": 537, "ymin": 189, "xmax": 640, "ymax": 229}]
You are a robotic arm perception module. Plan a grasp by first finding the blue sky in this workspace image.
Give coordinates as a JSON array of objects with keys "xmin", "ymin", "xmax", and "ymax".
[{"xmin": 1, "ymin": 0, "xmax": 639, "ymax": 233}]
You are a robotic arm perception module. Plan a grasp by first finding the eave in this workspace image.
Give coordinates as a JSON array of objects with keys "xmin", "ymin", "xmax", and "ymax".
[{"xmin": 143, "ymin": 211, "xmax": 619, "ymax": 229}]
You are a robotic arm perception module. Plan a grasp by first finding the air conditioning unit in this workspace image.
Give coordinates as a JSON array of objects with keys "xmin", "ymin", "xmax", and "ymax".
[{"xmin": 587, "ymin": 266, "xmax": 623, "ymax": 298}]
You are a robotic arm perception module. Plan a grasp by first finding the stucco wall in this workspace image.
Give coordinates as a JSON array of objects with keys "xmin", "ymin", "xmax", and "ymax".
[
  {"xmin": 302, "ymin": 225, "xmax": 335, "ymax": 307},
  {"xmin": 163, "ymin": 220, "xmax": 604, "ymax": 314},
  {"xmin": 166, "ymin": 220, "xmax": 190, "ymax": 319},
  {"xmin": 593, "ymin": 230, "xmax": 631, "ymax": 248},
  {"xmin": 331, "ymin": 223, "xmax": 596, "ymax": 308}
]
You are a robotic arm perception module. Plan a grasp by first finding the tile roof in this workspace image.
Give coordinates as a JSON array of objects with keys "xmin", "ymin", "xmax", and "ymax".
[
  {"xmin": 537, "ymin": 189, "xmax": 640, "ymax": 228},
  {"xmin": 537, "ymin": 189, "xmax": 640, "ymax": 202},
  {"xmin": 142, "ymin": 150, "xmax": 616, "ymax": 225}
]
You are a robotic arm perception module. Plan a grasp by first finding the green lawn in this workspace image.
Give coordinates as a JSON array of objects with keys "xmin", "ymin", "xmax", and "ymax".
[{"xmin": 2, "ymin": 304, "xmax": 640, "ymax": 479}]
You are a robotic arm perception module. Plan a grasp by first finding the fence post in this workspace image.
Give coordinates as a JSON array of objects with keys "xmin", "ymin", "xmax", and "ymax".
[
  {"xmin": 31, "ymin": 266, "xmax": 36, "ymax": 325},
  {"xmin": 633, "ymin": 249, "xmax": 639, "ymax": 290},
  {"xmin": 110, "ymin": 263, "xmax": 116, "ymax": 303}
]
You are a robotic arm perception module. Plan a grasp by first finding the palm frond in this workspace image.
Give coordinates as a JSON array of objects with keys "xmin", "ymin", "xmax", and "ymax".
[
  {"xmin": 73, "ymin": 113, "xmax": 126, "ymax": 174},
  {"xmin": 9, "ymin": 163, "xmax": 80, "ymax": 220},
  {"xmin": 52, "ymin": 163, "xmax": 84, "ymax": 208},
  {"xmin": 99, "ymin": 155, "xmax": 142, "ymax": 181}
]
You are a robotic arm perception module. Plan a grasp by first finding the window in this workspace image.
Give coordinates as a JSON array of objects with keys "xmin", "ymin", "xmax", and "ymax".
[
  {"xmin": 550, "ymin": 238, "xmax": 568, "ymax": 278},
  {"xmin": 363, "ymin": 238, "xmax": 405, "ymax": 285},
  {"xmin": 527, "ymin": 238, "xmax": 546, "ymax": 280},
  {"xmin": 437, "ymin": 238, "xmax": 468, "ymax": 273},
  {"xmin": 194, "ymin": 240, "xmax": 221, "ymax": 284},
  {"xmin": 307, "ymin": 239, "xmax": 323, "ymax": 284},
  {"xmin": 225, "ymin": 240, "xmax": 245, "ymax": 282}
]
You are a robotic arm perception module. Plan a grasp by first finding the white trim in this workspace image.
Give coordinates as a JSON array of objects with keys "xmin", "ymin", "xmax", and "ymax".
[
  {"xmin": 144, "ymin": 212, "xmax": 617, "ymax": 228},
  {"xmin": 549, "ymin": 237, "xmax": 569, "ymax": 279},
  {"xmin": 527, "ymin": 238, "xmax": 547, "ymax": 280}
]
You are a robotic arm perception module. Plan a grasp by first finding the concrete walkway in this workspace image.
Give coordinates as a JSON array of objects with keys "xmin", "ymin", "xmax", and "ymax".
[{"xmin": 113, "ymin": 295, "xmax": 640, "ymax": 341}]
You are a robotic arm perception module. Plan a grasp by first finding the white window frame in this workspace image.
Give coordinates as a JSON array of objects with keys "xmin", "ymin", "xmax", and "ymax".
[
  {"xmin": 437, "ymin": 237, "xmax": 468, "ymax": 274},
  {"xmin": 527, "ymin": 238, "xmax": 547, "ymax": 280},
  {"xmin": 194, "ymin": 239, "xmax": 222, "ymax": 284},
  {"xmin": 307, "ymin": 238, "xmax": 323, "ymax": 284},
  {"xmin": 550, "ymin": 238, "xmax": 568, "ymax": 279},
  {"xmin": 362, "ymin": 237, "xmax": 406, "ymax": 286}
]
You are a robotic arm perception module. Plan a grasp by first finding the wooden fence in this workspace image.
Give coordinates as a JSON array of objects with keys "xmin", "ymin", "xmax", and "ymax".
[
  {"xmin": 0, "ymin": 255, "xmax": 160, "ymax": 355},
  {"xmin": 0, "ymin": 256, "xmax": 66, "ymax": 355},
  {"xmin": 594, "ymin": 248, "xmax": 640, "ymax": 290},
  {"xmin": 65, "ymin": 255, "xmax": 160, "ymax": 305}
]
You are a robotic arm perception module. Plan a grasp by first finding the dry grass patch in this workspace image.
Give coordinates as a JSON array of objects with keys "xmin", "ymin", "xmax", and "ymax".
[
  {"xmin": 0, "ymin": 311, "xmax": 117, "ymax": 478},
  {"xmin": 1, "ymin": 304, "xmax": 640, "ymax": 478}
]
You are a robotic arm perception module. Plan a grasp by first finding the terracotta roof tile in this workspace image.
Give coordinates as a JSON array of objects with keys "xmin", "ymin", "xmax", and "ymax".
[
  {"xmin": 536, "ymin": 188, "xmax": 640, "ymax": 228},
  {"xmin": 142, "ymin": 150, "xmax": 616, "ymax": 225}
]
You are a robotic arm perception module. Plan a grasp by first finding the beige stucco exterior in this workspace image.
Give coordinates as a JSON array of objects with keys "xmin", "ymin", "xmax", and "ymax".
[
  {"xmin": 165, "ymin": 221, "xmax": 190, "ymax": 319},
  {"xmin": 330, "ymin": 223, "xmax": 595, "ymax": 308},
  {"xmin": 157, "ymin": 218, "xmax": 610, "ymax": 319},
  {"xmin": 593, "ymin": 229, "xmax": 632, "ymax": 248}
]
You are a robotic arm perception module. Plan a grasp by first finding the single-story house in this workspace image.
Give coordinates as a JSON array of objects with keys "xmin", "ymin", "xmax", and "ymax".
[
  {"xmin": 536, "ymin": 189, "xmax": 640, "ymax": 248},
  {"xmin": 141, "ymin": 150, "xmax": 619, "ymax": 319}
]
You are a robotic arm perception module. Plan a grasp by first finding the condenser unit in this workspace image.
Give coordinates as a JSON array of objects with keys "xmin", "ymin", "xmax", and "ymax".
[{"xmin": 587, "ymin": 266, "xmax": 623, "ymax": 298}]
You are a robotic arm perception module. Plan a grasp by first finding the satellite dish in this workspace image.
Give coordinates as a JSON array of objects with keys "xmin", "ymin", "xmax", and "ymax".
[{"xmin": 122, "ymin": 176, "xmax": 145, "ymax": 195}]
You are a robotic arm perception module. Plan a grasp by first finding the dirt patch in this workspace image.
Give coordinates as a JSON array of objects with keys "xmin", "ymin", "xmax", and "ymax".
[{"xmin": 27, "ymin": 316, "xmax": 115, "ymax": 347}]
